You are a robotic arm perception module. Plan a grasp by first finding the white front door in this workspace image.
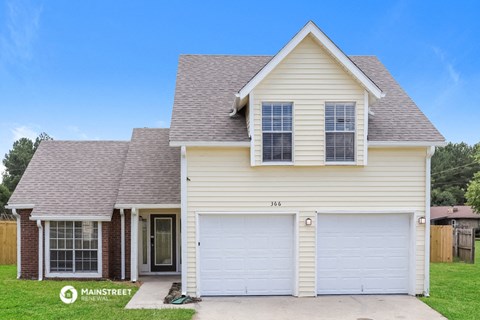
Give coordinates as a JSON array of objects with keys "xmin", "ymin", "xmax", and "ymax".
[
  {"xmin": 199, "ymin": 214, "xmax": 295, "ymax": 296},
  {"xmin": 317, "ymin": 213, "xmax": 411, "ymax": 294}
]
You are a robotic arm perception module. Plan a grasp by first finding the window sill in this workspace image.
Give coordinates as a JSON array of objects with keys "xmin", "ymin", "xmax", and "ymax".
[
  {"xmin": 325, "ymin": 161, "xmax": 357, "ymax": 166},
  {"xmin": 46, "ymin": 272, "xmax": 102, "ymax": 278},
  {"xmin": 261, "ymin": 161, "xmax": 294, "ymax": 166}
]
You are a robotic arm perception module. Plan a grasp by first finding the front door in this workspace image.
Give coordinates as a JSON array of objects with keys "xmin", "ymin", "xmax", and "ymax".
[{"xmin": 150, "ymin": 214, "xmax": 176, "ymax": 272}]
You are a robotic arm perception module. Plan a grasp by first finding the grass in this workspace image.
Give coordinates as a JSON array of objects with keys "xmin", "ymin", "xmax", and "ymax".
[
  {"xmin": 420, "ymin": 240, "xmax": 480, "ymax": 320},
  {"xmin": 0, "ymin": 265, "xmax": 195, "ymax": 320}
]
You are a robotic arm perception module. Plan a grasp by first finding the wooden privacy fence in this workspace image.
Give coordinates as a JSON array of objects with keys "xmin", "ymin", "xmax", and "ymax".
[
  {"xmin": 430, "ymin": 225, "xmax": 453, "ymax": 262},
  {"xmin": 0, "ymin": 221, "xmax": 16, "ymax": 264},
  {"xmin": 454, "ymin": 228, "xmax": 475, "ymax": 263}
]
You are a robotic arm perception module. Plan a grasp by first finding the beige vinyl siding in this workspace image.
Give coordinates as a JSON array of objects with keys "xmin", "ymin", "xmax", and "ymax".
[
  {"xmin": 186, "ymin": 146, "xmax": 427, "ymax": 296},
  {"xmin": 252, "ymin": 35, "xmax": 365, "ymax": 166}
]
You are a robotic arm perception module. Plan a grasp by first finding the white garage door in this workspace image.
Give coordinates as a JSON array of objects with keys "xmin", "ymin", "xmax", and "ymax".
[
  {"xmin": 317, "ymin": 214, "xmax": 411, "ymax": 295},
  {"xmin": 199, "ymin": 214, "xmax": 294, "ymax": 296}
]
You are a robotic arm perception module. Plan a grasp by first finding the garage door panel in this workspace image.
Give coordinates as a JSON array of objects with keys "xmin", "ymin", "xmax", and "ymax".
[
  {"xmin": 317, "ymin": 214, "xmax": 411, "ymax": 295},
  {"xmin": 200, "ymin": 214, "xmax": 294, "ymax": 296}
]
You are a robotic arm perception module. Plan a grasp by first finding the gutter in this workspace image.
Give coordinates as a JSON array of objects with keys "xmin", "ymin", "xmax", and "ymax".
[
  {"xmin": 229, "ymin": 94, "xmax": 240, "ymax": 117},
  {"xmin": 424, "ymin": 146, "xmax": 435, "ymax": 296}
]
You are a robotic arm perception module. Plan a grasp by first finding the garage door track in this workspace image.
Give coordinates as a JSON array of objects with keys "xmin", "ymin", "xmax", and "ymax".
[{"xmin": 193, "ymin": 295, "xmax": 446, "ymax": 320}]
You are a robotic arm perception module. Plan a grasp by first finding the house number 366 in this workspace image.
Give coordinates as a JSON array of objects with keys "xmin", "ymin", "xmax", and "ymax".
[{"xmin": 270, "ymin": 201, "xmax": 282, "ymax": 207}]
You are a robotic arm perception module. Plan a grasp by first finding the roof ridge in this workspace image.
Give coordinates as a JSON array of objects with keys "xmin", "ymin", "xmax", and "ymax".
[
  {"xmin": 42, "ymin": 140, "xmax": 129, "ymax": 143},
  {"xmin": 180, "ymin": 54, "xmax": 273, "ymax": 57}
]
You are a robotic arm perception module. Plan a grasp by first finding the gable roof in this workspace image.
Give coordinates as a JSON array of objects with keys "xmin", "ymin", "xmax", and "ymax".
[
  {"xmin": 8, "ymin": 128, "xmax": 182, "ymax": 219},
  {"xmin": 116, "ymin": 128, "xmax": 180, "ymax": 205},
  {"xmin": 8, "ymin": 141, "xmax": 129, "ymax": 220},
  {"xmin": 431, "ymin": 206, "xmax": 480, "ymax": 220},
  {"xmin": 170, "ymin": 54, "xmax": 444, "ymax": 144},
  {"xmin": 237, "ymin": 21, "xmax": 383, "ymax": 103}
]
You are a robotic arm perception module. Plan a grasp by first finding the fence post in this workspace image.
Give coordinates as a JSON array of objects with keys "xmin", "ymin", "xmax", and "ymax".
[
  {"xmin": 454, "ymin": 228, "xmax": 458, "ymax": 258},
  {"xmin": 471, "ymin": 228, "xmax": 475, "ymax": 264}
]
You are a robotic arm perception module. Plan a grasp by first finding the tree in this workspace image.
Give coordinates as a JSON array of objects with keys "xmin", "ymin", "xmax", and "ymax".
[
  {"xmin": 2, "ymin": 132, "xmax": 53, "ymax": 193},
  {"xmin": 431, "ymin": 189, "xmax": 456, "ymax": 206},
  {"xmin": 466, "ymin": 149, "xmax": 480, "ymax": 213},
  {"xmin": 431, "ymin": 142, "xmax": 480, "ymax": 205},
  {"xmin": 2, "ymin": 138, "xmax": 35, "ymax": 192},
  {"xmin": 34, "ymin": 132, "xmax": 52, "ymax": 151},
  {"xmin": 0, "ymin": 185, "xmax": 10, "ymax": 215}
]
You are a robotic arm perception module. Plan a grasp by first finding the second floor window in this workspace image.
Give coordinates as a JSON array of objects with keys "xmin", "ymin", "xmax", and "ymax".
[
  {"xmin": 325, "ymin": 102, "xmax": 355, "ymax": 162},
  {"xmin": 262, "ymin": 102, "xmax": 293, "ymax": 162}
]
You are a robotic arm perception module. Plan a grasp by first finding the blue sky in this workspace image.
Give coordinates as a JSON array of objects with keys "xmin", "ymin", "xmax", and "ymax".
[{"xmin": 1, "ymin": 0, "xmax": 479, "ymax": 174}]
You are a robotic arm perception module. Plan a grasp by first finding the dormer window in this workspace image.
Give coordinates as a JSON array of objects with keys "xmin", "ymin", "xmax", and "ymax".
[
  {"xmin": 325, "ymin": 102, "xmax": 355, "ymax": 162},
  {"xmin": 262, "ymin": 102, "xmax": 293, "ymax": 162}
]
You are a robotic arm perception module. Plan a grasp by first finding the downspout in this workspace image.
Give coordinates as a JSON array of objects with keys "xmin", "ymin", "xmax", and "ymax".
[
  {"xmin": 130, "ymin": 207, "xmax": 138, "ymax": 282},
  {"xmin": 120, "ymin": 208, "xmax": 125, "ymax": 280},
  {"xmin": 181, "ymin": 146, "xmax": 188, "ymax": 295},
  {"xmin": 36, "ymin": 220, "xmax": 43, "ymax": 281},
  {"xmin": 12, "ymin": 209, "xmax": 21, "ymax": 279},
  {"xmin": 424, "ymin": 146, "xmax": 435, "ymax": 296}
]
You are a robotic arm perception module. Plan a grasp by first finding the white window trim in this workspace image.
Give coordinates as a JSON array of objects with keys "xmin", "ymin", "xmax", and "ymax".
[
  {"xmin": 45, "ymin": 221, "xmax": 102, "ymax": 278},
  {"xmin": 261, "ymin": 101, "xmax": 295, "ymax": 165},
  {"xmin": 324, "ymin": 102, "xmax": 356, "ymax": 164}
]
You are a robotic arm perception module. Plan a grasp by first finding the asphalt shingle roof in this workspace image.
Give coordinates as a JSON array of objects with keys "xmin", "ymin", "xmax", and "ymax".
[
  {"xmin": 116, "ymin": 128, "xmax": 180, "ymax": 205},
  {"xmin": 431, "ymin": 206, "xmax": 480, "ymax": 220},
  {"xmin": 170, "ymin": 55, "xmax": 272, "ymax": 142},
  {"xmin": 8, "ymin": 141, "xmax": 129, "ymax": 218},
  {"xmin": 8, "ymin": 128, "xmax": 181, "ymax": 218},
  {"xmin": 170, "ymin": 55, "xmax": 444, "ymax": 143}
]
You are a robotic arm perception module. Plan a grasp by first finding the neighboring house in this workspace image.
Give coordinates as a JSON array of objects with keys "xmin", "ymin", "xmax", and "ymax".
[
  {"xmin": 431, "ymin": 206, "xmax": 480, "ymax": 229},
  {"xmin": 7, "ymin": 21, "xmax": 445, "ymax": 297}
]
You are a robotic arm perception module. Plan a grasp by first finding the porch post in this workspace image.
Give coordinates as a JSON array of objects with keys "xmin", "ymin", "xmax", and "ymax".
[
  {"xmin": 120, "ymin": 209, "xmax": 125, "ymax": 280},
  {"xmin": 130, "ymin": 207, "xmax": 138, "ymax": 282},
  {"xmin": 37, "ymin": 220, "xmax": 43, "ymax": 281}
]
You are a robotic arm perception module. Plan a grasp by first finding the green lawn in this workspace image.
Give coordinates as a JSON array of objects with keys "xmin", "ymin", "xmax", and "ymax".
[
  {"xmin": 0, "ymin": 265, "xmax": 195, "ymax": 320},
  {"xmin": 420, "ymin": 240, "xmax": 480, "ymax": 320}
]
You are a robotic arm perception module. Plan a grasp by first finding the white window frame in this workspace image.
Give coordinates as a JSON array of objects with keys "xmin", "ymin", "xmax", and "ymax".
[
  {"xmin": 325, "ymin": 102, "xmax": 356, "ymax": 164},
  {"xmin": 261, "ymin": 102, "xmax": 294, "ymax": 165},
  {"xmin": 45, "ymin": 221, "xmax": 102, "ymax": 278}
]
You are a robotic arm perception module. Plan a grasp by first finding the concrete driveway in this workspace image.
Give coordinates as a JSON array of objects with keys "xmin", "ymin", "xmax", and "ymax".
[{"xmin": 193, "ymin": 295, "xmax": 446, "ymax": 320}]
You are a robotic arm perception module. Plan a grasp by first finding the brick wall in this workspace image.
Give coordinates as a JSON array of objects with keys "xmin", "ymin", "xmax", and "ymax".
[
  {"xmin": 19, "ymin": 209, "xmax": 39, "ymax": 280},
  {"xmin": 108, "ymin": 209, "xmax": 131, "ymax": 280}
]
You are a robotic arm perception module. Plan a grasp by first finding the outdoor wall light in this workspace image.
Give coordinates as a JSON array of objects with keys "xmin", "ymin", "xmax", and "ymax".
[
  {"xmin": 305, "ymin": 218, "xmax": 312, "ymax": 226},
  {"xmin": 418, "ymin": 217, "xmax": 426, "ymax": 224}
]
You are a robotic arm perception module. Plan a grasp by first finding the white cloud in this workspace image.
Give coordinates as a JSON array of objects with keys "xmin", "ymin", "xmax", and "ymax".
[
  {"xmin": 11, "ymin": 125, "xmax": 38, "ymax": 141},
  {"xmin": 432, "ymin": 46, "xmax": 460, "ymax": 84},
  {"xmin": 0, "ymin": 163, "xmax": 5, "ymax": 176},
  {"xmin": 0, "ymin": 0, "xmax": 43, "ymax": 70},
  {"xmin": 66, "ymin": 125, "xmax": 90, "ymax": 139}
]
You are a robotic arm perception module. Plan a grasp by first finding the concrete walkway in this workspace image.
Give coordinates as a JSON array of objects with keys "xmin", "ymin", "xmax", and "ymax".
[
  {"xmin": 193, "ymin": 295, "xmax": 446, "ymax": 320},
  {"xmin": 125, "ymin": 276, "xmax": 195, "ymax": 309}
]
